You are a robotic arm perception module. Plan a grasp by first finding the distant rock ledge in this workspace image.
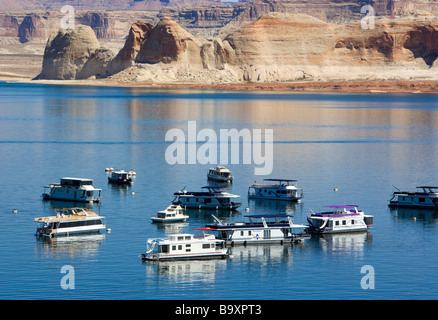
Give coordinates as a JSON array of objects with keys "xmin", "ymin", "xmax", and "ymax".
[{"xmin": 35, "ymin": 13, "xmax": 438, "ymax": 83}]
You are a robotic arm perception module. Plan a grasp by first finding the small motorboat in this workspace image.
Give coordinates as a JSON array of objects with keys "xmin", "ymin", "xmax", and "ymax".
[
  {"xmin": 108, "ymin": 170, "xmax": 133, "ymax": 184},
  {"xmin": 207, "ymin": 166, "xmax": 233, "ymax": 183},
  {"xmin": 151, "ymin": 204, "xmax": 189, "ymax": 223}
]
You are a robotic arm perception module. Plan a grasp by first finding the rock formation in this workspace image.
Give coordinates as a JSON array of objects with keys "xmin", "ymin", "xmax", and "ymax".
[
  {"xmin": 36, "ymin": 25, "xmax": 114, "ymax": 80},
  {"xmin": 36, "ymin": 13, "xmax": 438, "ymax": 83},
  {"xmin": 18, "ymin": 14, "xmax": 45, "ymax": 43},
  {"xmin": 107, "ymin": 21, "xmax": 153, "ymax": 75}
]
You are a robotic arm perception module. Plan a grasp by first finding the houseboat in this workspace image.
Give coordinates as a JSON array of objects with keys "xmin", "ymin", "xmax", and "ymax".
[
  {"xmin": 389, "ymin": 186, "xmax": 438, "ymax": 209},
  {"xmin": 307, "ymin": 205, "xmax": 373, "ymax": 234},
  {"xmin": 248, "ymin": 179, "xmax": 303, "ymax": 201},
  {"xmin": 35, "ymin": 207, "xmax": 107, "ymax": 237},
  {"xmin": 205, "ymin": 214, "xmax": 310, "ymax": 245},
  {"xmin": 108, "ymin": 170, "xmax": 132, "ymax": 184},
  {"xmin": 151, "ymin": 204, "xmax": 189, "ymax": 223},
  {"xmin": 173, "ymin": 186, "xmax": 241, "ymax": 210},
  {"xmin": 140, "ymin": 232, "xmax": 229, "ymax": 261},
  {"xmin": 42, "ymin": 177, "xmax": 101, "ymax": 203},
  {"xmin": 207, "ymin": 166, "xmax": 233, "ymax": 183}
]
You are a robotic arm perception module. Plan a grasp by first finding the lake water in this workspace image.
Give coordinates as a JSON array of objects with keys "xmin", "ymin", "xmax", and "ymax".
[{"xmin": 1, "ymin": 81, "xmax": 438, "ymax": 301}]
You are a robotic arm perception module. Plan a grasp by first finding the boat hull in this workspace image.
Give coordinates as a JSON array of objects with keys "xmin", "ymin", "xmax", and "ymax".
[
  {"xmin": 151, "ymin": 217, "xmax": 187, "ymax": 223},
  {"xmin": 141, "ymin": 251, "xmax": 229, "ymax": 261},
  {"xmin": 223, "ymin": 234, "xmax": 310, "ymax": 246},
  {"xmin": 248, "ymin": 195, "xmax": 302, "ymax": 202},
  {"xmin": 36, "ymin": 226, "xmax": 106, "ymax": 238}
]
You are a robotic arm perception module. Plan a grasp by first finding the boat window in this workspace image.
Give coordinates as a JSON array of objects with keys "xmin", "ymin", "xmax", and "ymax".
[
  {"xmin": 172, "ymin": 246, "xmax": 176, "ymax": 250},
  {"xmin": 160, "ymin": 245, "xmax": 169, "ymax": 253},
  {"xmin": 186, "ymin": 244, "xmax": 191, "ymax": 248},
  {"xmin": 202, "ymin": 244, "xmax": 210, "ymax": 249},
  {"xmin": 248, "ymin": 231, "xmax": 251, "ymax": 236},
  {"xmin": 419, "ymin": 198, "xmax": 426, "ymax": 202},
  {"xmin": 178, "ymin": 236, "xmax": 184, "ymax": 241},
  {"xmin": 352, "ymin": 220, "xmax": 355, "ymax": 224},
  {"xmin": 342, "ymin": 220, "xmax": 347, "ymax": 225},
  {"xmin": 178, "ymin": 245, "xmax": 182, "ymax": 250},
  {"xmin": 240, "ymin": 231, "xmax": 244, "ymax": 236},
  {"xmin": 204, "ymin": 198, "xmax": 212, "ymax": 203},
  {"xmin": 185, "ymin": 236, "xmax": 191, "ymax": 240},
  {"xmin": 335, "ymin": 221, "xmax": 340, "ymax": 226},
  {"xmin": 196, "ymin": 198, "xmax": 199, "ymax": 202},
  {"xmin": 402, "ymin": 197, "xmax": 405, "ymax": 201}
]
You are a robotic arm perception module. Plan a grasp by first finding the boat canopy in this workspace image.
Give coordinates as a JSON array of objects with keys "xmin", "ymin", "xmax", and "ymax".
[
  {"xmin": 244, "ymin": 214, "xmax": 292, "ymax": 218},
  {"xmin": 263, "ymin": 179, "xmax": 297, "ymax": 182},
  {"xmin": 417, "ymin": 186, "xmax": 438, "ymax": 189},
  {"xmin": 193, "ymin": 228, "xmax": 216, "ymax": 231},
  {"xmin": 202, "ymin": 186, "xmax": 227, "ymax": 189},
  {"xmin": 324, "ymin": 205, "xmax": 358, "ymax": 208}
]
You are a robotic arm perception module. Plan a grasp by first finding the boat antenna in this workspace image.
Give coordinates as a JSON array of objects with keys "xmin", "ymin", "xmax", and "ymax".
[
  {"xmin": 211, "ymin": 214, "xmax": 223, "ymax": 225},
  {"xmin": 392, "ymin": 184, "xmax": 400, "ymax": 191}
]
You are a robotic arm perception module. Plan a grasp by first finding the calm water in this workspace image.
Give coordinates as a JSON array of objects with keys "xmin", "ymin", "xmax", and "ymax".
[{"xmin": 1, "ymin": 81, "xmax": 438, "ymax": 300}]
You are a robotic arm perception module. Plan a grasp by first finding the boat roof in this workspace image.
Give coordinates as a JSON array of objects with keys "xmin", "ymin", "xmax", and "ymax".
[
  {"xmin": 324, "ymin": 205, "xmax": 358, "ymax": 208},
  {"xmin": 60, "ymin": 177, "xmax": 93, "ymax": 181},
  {"xmin": 245, "ymin": 214, "xmax": 292, "ymax": 218},
  {"xmin": 34, "ymin": 208, "xmax": 102, "ymax": 222},
  {"xmin": 263, "ymin": 179, "xmax": 297, "ymax": 182},
  {"xmin": 202, "ymin": 186, "xmax": 227, "ymax": 189},
  {"xmin": 417, "ymin": 186, "xmax": 438, "ymax": 189}
]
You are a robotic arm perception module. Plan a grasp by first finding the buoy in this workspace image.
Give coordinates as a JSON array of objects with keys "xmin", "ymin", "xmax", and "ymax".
[
  {"xmin": 334, "ymin": 187, "xmax": 338, "ymax": 192},
  {"xmin": 245, "ymin": 207, "xmax": 249, "ymax": 211},
  {"xmin": 412, "ymin": 217, "xmax": 417, "ymax": 221},
  {"xmin": 131, "ymin": 191, "xmax": 135, "ymax": 195},
  {"xmin": 107, "ymin": 228, "xmax": 112, "ymax": 233},
  {"xmin": 12, "ymin": 209, "xmax": 17, "ymax": 214}
]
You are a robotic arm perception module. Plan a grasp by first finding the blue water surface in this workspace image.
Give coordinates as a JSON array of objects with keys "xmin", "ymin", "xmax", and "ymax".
[{"xmin": 0, "ymin": 81, "xmax": 438, "ymax": 300}]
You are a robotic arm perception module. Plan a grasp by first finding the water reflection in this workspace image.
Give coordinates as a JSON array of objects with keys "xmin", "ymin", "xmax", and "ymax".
[
  {"xmin": 390, "ymin": 207, "xmax": 438, "ymax": 223},
  {"xmin": 314, "ymin": 232, "xmax": 372, "ymax": 257},
  {"xmin": 35, "ymin": 234, "xmax": 106, "ymax": 258},
  {"xmin": 144, "ymin": 258, "xmax": 227, "ymax": 284}
]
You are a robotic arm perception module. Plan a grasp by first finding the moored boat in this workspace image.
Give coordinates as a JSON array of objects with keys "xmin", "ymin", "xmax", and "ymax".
[
  {"xmin": 42, "ymin": 177, "xmax": 101, "ymax": 203},
  {"xmin": 205, "ymin": 214, "xmax": 310, "ymax": 245},
  {"xmin": 35, "ymin": 207, "xmax": 107, "ymax": 237},
  {"xmin": 151, "ymin": 204, "xmax": 189, "ymax": 223},
  {"xmin": 140, "ymin": 232, "xmax": 229, "ymax": 261},
  {"xmin": 173, "ymin": 186, "xmax": 241, "ymax": 210},
  {"xmin": 307, "ymin": 205, "xmax": 373, "ymax": 234},
  {"xmin": 207, "ymin": 166, "xmax": 233, "ymax": 183},
  {"xmin": 108, "ymin": 170, "xmax": 132, "ymax": 184},
  {"xmin": 248, "ymin": 179, "xmax": 303, "ymax": 201},
  {"xmin": 389, "ymin": 186, "xmax": 438, "ymax": 209}
]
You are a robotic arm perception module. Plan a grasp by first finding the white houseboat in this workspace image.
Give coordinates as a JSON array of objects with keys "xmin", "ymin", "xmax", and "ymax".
[
  {"xmin": 205, "ymin": 214, "xmax": 310, "ymax": 245},
  {"xmin": 108, "ymin": 170, "xmax": 132, "ymax": 184},
  {"xmin": 248, "ymin": 179, "xmax": 303, "ymax": 201},
  {"xmin": 35, "ymin": 208, "xmax": 107, "ymax": 237},
  {"xmin": 140, "ymin": 232, "xmax": 229, "ymax": 261},
  {"xmin": 42, "ymin": 177, "xmax": 101, "ymax": 203},
  {"xmin": 207, "ymin": 166, "xmax": 233, "ymax": 183},
  {"xmin": 389, "ymin": 186, "xmax": 438, "ymax": 209},
  {"xmin": 151, "ymin": 204, "xmax": 189, "ymax": 223},
  {"xmin": 307, "ymin": 205, "xmax": 373, "ymax": 234},
  {"xmin": 173, "ymin": 186, "xmax": 241, "ymax": 210}
]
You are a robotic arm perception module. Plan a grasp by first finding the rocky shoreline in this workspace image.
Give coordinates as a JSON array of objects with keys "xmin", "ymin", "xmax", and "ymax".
[{"xmin": 4, "ymin": 77, "xmax": 437, "ymax": 94}]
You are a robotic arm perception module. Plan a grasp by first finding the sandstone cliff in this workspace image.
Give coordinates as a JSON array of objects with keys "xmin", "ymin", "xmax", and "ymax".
[
  {"xmin": 36, "ymin": 25, "xmax": 114, "ymax": 80},
  {"xmin": 36, "ymin": 13, "xmax": 438, "ymax": 83}
]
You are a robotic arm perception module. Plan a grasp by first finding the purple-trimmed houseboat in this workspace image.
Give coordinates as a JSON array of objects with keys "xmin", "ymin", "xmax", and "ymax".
[{"xmin": 307, "ymin": 205, "xmax": 373, "ymax": 234}]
